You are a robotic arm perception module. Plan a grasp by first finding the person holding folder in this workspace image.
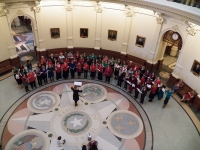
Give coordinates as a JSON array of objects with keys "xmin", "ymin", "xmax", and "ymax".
[{"xmin": 71, "ymin": 85, "xmax": 82, "ymax": 107}]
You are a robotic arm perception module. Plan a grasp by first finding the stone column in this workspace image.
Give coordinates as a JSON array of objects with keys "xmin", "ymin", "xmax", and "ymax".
[
  {"xmin": 94, "ymin": 3, "xmax": 103, "ymax": 50},
  {"xmin": 0, "ymin": 3, "xmax": 18, "ymax": 59},
  {"xmin": 66, "ymin": 1, "xmax": 73, "ymax": 49},
  {"xmin": 121, "ymin": 6, "xmax": 133, "ymax": 55},
  {"xmin": 172, "ymin": 25, "xmax": 197, "ymax": 78},
  {"xmin": 147, "ymin": 15, "xmax": 164, "ymax": 64},
  {"xmin": 33, "ymin": 2, "xmax": 45, "ymax": 51},
  {"xmin": 146, "ymin": 14, "xmax": 164, "ymax": 71}
]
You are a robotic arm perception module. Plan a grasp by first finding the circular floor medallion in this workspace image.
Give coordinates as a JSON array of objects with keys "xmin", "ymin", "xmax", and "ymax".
[
  {"xmin": 80, "ymin": 84, "xmax": 107, "ymax": 103},
  {"xmin": 107, "ymin": 110, "xmax": 143, "ymax": 139},
  {"xmin": 20, "ymin": 55, "xmax": 33, "ymax": 62},
  {"xmin": 51, "ymin": 105, "xmax": 102, "ymax": 145},
  {"xmin": 27, "ymin": 91, "xmax": 60, "ymax": 113},
  {"xmin": 5, "ymin": 129, "xmax": 49, "ymax": 150}
]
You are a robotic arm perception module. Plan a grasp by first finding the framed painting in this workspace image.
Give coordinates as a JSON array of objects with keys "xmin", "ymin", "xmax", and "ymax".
[
  {"xmin": 50, "ymin": 28, "xmax": 60, "ymax": 38},
  {"xmin": 191, "ymin": 60, "xmax": 200, "ymax": 76},
  {"xmin": 135, "ymin": 35, "xmax": 146, "ymax": 47},
  {"xmin": 80, "ymin": 28, "xmax": 88, "ymax": 38},
  {"xmin": 108, "ymin": 30, "xmax": 117, "ymax": 41}
]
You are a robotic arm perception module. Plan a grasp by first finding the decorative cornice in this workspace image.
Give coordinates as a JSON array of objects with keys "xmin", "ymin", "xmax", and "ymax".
[
  {"xmin": 32, "ymin": 0, "xmax": 40, "ymax": 13},
  {"xmin": 65, "ymin": 1, "xmax": 73, "ymax": 11},
  {"xmin": 0, "ymin": 3, "xmax": 7, "ymax": 17},
  {"xmin": 99, "ymin": 0, "xmax": 200, "ymax": 26},
  {"xmin": 125, "ymin": 5, "xmax": 134, "ymax": 17},
  {"xmin": 186, "ymin": 26, "xmax": 198, "ymax": 36},
  {"xmin": 95, "ymin": 3, "xmax": 102, "ymax": 13},
  {"xmin": 156, "ymin": 16, "xmax": 164, "ymax": 24}
]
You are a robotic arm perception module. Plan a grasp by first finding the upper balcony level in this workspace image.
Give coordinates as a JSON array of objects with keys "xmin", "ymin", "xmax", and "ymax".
[{"xmin": 0, "ymin": 0, "xmax": 200, "ymax": 25}]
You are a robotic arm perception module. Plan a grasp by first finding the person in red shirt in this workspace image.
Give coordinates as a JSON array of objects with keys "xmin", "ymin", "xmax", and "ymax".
[
  {"xmin": 62, "ymin": 62, "xmax": 69, "ymax": 79},
  {"xmin": 154, "ymin": 77, "xmax": 161, "ymax": 85},
  {"xmin": 40, "ymin": 56, "xmax": 46, "ymax": 67},
  {"xmin": 129, "ymin": 76, "xmax": 136, "ymax": 94},
  {"xmin": 75, "ymin": 51, "xmax": 80, "ymax": 61},
  {"xmin": 140, "ymin": 75, "xmax": 146, "ymax": 86},
  {"xmin": 104, "ymin": 65, "xmax": 113, "ymax": 84},
  {"xmin": 55, "ymin": 62, "xmax": 62, "ymax": 80},
  {"xmin": 79, "ymin": 56, "xmax": 85, "ymax": 66},
  {"xmin": 90, "ymin": 63, "xmax": 96, "ymax": 79},
  {"xmin": 133, "ymin": 64, "xmax": 139, "ymax": 71},
  {"xmin": 28, "ymin": 70, "xmax": 36, "ymax": 89},
  {"xmin": 64, "ymin": 58, "xmax": 70, "ymax": 65},
  {"xmin": 148, "ymin": 83, "xmax": 158, "ymax": 102},
  {"xmin": 97, "ymin": 63, "xmax": 103, "ymax": 80},
  {"xmin": 76, "ymin": 62, "xmax": 82, "ymax": 78},
  {"xmin": 83, "ymin": 62, "xmax": 89, "ymax": 79}
]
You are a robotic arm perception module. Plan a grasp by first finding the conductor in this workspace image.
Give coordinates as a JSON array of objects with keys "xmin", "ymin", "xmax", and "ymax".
[{"xmin": 71, "ymin": 85, "xmax": 82, "ymax": 107}]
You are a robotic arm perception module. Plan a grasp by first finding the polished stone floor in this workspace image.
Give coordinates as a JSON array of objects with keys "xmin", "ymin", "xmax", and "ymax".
[{"xmin": 0, "ymin": 74, "xmax": 200, "ymax": 150}]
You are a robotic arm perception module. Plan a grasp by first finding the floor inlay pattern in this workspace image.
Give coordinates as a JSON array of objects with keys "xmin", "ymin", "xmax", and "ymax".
[{"xmin": 1, "ymin": 80, "xmax": 153, "ymax": 150}]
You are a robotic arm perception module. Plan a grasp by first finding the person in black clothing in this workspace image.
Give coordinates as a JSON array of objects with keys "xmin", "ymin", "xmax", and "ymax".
[
  {"xmin": 140, "ymin": 86, "xmax": 147, "ymax": 104},
  {"xmin": 117, "ymin": 72, "xmax": 126, "ymax": 87},
  {"xmin": 71, "ymin": 85, "xmax": 82, "ymax": 107}
]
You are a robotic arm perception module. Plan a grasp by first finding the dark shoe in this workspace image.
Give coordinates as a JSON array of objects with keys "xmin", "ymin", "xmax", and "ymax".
[{"xmin": 148, "ymin": 100, "xmax": 152, "ymax": 102}]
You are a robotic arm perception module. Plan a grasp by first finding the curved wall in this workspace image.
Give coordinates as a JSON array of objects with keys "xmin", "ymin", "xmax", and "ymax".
[{"xmin": 0, "ymin": 1, "xmax": 200, "ymax": 93}]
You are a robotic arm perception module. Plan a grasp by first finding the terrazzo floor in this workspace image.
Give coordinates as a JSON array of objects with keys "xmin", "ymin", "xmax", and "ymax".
[{"xmin": 0, "ymin": 73, "xmax": 200, "ymax": 150}]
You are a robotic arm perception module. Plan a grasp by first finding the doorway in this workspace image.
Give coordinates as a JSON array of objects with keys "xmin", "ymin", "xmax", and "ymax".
[
  {"xmin": 11, "ymin": 16, "xmax": 37, "ymax": 65},
  {"xmin": 158, "ymin": 30, "xmax": 183, "ymax": 81}
]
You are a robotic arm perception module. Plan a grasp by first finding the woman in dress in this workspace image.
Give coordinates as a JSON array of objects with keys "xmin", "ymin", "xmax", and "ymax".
[
  {"xmin": 97, "ymin": 63, "xmax": 103, "ymax": 80},
  {"xmin": 62, "ymin": 62, "xmax": 69, "ymax": 79},
  {"xmin": 35, "ymin": 67, "xmax": 42, "ymax": 86},
  {"xmin": 71, "ymin": 85, "xmax": 82, "ymax": 107}
]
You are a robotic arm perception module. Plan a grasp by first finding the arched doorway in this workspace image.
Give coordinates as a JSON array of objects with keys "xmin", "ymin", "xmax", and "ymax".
[
  {"xmin": 11, "ymin": 16, "xmax": 37, "ymax": 64},
  {"xmin": 158, "ymin": 30, "xmax": 183, "ymax": 73},
  {"xmin": 157, "ymin": 30, "xmax": 183, "ymax": 82}
]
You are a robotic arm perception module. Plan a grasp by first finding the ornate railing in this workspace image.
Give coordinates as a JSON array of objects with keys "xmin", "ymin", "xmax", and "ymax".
[{"xmin": 168, "ymin": 0, "xmax": 200, "ymax": 8}]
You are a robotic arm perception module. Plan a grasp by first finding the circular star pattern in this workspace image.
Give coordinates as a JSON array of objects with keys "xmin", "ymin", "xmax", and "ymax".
[
  {"xmin": 27, "ymin": 91, "xmax": 60, "ymax": 113},
  {"xmin": 2, "ymin": 81, "xmax": 153, "ymax": 150}
]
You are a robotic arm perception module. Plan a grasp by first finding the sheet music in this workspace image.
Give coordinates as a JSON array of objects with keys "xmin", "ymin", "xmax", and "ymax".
[
  {"xmin": 147, "ymin": 84, "xmax": 151, "ymax": 88},
  {"xmin": 162, "ymin": 88, "xmax": 165, "ymax": 92},
  {"xmin": 132, "ymin": 84, "xmax": 135, "ymax": 87},
  {"xmin": 74, "ymin": 82, "xmax": 82, "ymax": 87},
  {"xmin": 137, "ymin": 88, "xmax": 142, "ymax": 93}
]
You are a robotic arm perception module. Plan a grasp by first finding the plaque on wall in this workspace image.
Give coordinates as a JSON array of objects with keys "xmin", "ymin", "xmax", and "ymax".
[
  {"xmin": 108, "ymin": 30, "xmax": 117, "ymax": 41},
  {"xmin": 191, "ymin": 60, "xmax": 200, "ymax": 77},
  {"xmin": 135, "ymin": 35, "xmax": 146, "ymax": 48},
  {"xmin": 80, "ymin": 28, "xmax": 88, "ymax": 38},
  {"xmin": 50, "ymin": 28, "xmax": 60, "ymax": 38}
]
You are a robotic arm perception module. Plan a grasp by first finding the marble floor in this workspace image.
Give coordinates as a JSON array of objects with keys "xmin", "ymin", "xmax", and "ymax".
[{"xmin": 0, "ymin": 74, "xmax": 200, "ymax": 150}]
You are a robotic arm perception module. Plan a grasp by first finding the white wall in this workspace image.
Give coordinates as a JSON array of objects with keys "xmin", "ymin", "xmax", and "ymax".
[
  {"xmin": 73, "ymin": 6, "xmax": 96, "ymax": 48},
  {"xmin": 179, "ymin": 31, "xmax": 200, "ymax": 93},
  {"xmin": 101, "ymin": 8, "xmax": 126, "ymax": 52},
  {"xmin": 127, "ymin": 13, "xmax": 157, "ymax": 59},
  {"xmin": 41, "ymin": 6, "xmax": 67, "ymax": 49}
]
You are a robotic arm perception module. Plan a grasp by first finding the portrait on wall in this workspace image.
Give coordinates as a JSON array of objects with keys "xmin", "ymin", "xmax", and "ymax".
[
  {"xmin": 135, "ymin": 35, "xmax": 146, "ymax": 47},
  {"xmin": 108, "ymin": 30, "xmax": 117, "ymax": 41},
  {"xmin": 50, "ymin": 28, "xmax": 60, "ymax": 38},
  {"xmin": 191, "ymin": 60, "xmax": 200, "ymax": 76},
  {"xmin": 80, "ymin": 28, "xmax": 88, "ymax": 38}
]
